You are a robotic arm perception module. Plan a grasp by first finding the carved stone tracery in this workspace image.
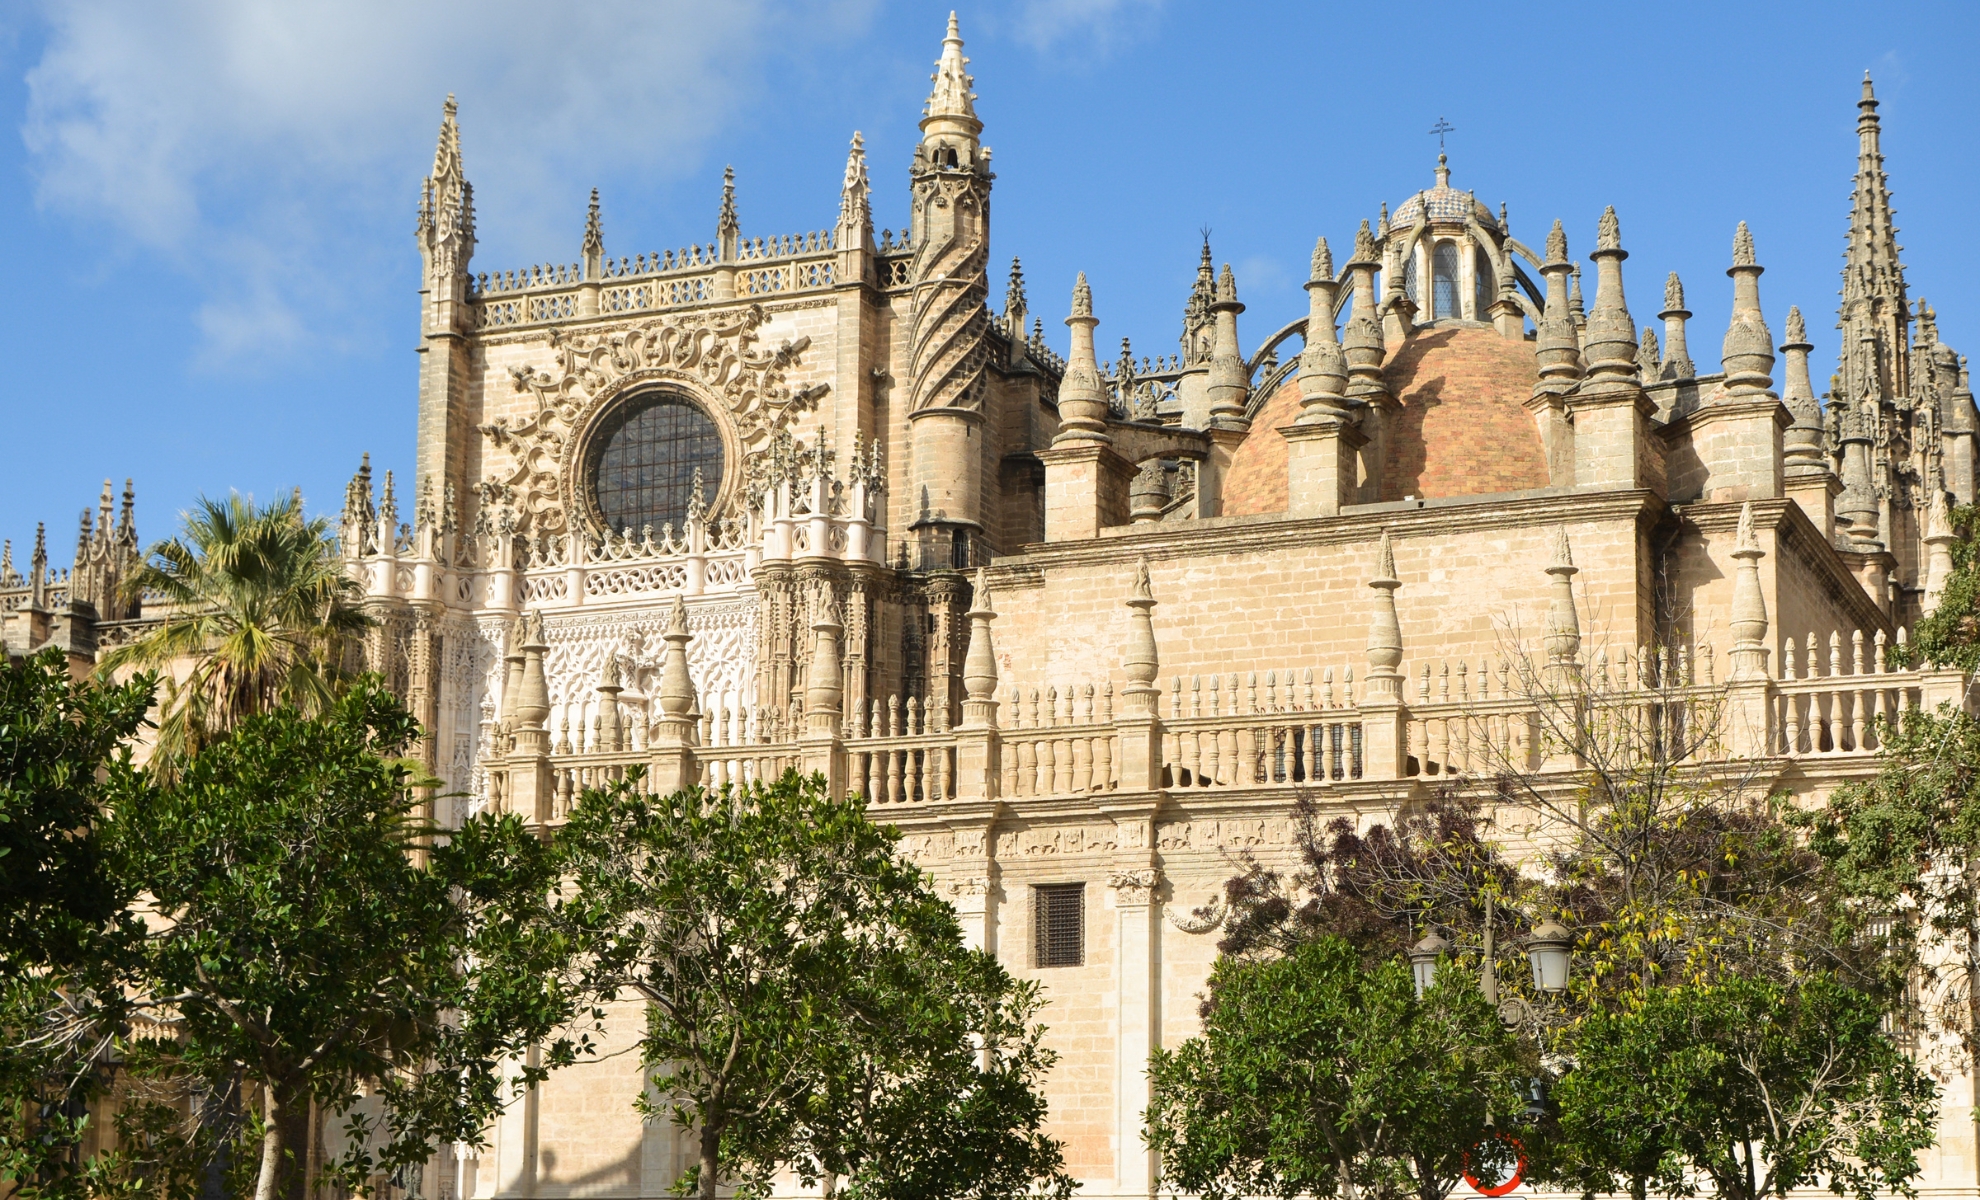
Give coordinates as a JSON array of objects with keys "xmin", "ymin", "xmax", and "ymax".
[{"xmin": 478, "ymin": 304, "xmax": 829, "ymax": 535}]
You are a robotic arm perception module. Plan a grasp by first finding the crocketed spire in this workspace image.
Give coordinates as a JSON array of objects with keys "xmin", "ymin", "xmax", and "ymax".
[
  {"xmin": 921, "ymin": 11, "xmax": 982, "ymax": 142},
  {"xmin": 416, "ymin": 94, "xmax": 474, "ymax": 279},
  {"xmin": 1839, "ymin": 71, "xmax": 1909, "ymax": 405},
  {"xmin": 581, "ymin": 188, "xmax": 603, "ymax": 277},
  {"xmin": 836, "ymin": 131, "xmax": 871, "ymax": 246}
]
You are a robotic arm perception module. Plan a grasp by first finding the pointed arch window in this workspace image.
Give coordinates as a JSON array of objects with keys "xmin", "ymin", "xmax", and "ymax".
[
  {"xmin": 1404, "ymin": 252, "xmax": 1419, "ymax": 306},
  {"xmin": 1432, "ymin": 242, "xmax": 1460, "ymax": 320},
  {"xmin": 1474, "ymin": 246, "xmax": 1495, "ymax": 319}
]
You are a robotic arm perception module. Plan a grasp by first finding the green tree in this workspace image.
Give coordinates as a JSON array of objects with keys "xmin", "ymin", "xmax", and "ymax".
[
  {"xmin": 1910, "ymin": 504, "xmax": 1980, "ymax": 669},
  {"xmin": 1144, "ymin": 936, "xmax": 1522, "ymax": 1200},
  {"xmin": 795, "ymin": 902, "xmax": 1070, "ymax": 1200},
  {"xmin": 109, "ymin": 678, "xmax": 584, "ymax": 1200},
  {"xmin": 1554, "ymin": 973, "xmax": 1936, "ymax": 1200},
  {"xmin": 0, "ymin": 650, "xmax": 153, "ymax": 975},
  {"xmin": 557, "ymin": 771, "xmax": 1070, "ymax": 1200},
  {"xmin": 100, "ymin": 492, "xmax": 369, "ymax": 769},
  {"xmin": 1799, "ymin": 707, "xmax": 1980, "ymax": 1088},
  {"xmin": 0, "ymin": 651, "xmax": 155, "ymax": 1199}
]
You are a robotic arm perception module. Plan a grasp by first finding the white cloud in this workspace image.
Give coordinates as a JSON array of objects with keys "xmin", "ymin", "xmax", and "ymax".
[
  {"xmin": 20, "ymin": 0, "xmax": 877, "ymax": 364},
  {"xmin": 1004, "ymin": 0, "xmax": 1163, "ymax": 53}
]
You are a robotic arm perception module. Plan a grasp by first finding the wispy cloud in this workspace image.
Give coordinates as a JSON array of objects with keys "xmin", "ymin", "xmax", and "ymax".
[
  {"xmin": 20, "ymin": 0, "xmax": 877, "ymax": 365},
  {"xmin": 1003, "ymin": 0, "xmax": 1163, "ymax": 54}
]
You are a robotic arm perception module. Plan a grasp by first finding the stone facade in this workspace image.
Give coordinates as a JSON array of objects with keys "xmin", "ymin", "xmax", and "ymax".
[{"xmin": 11, "ymin": 24, "xmax": 1980, "ymax": 1200}]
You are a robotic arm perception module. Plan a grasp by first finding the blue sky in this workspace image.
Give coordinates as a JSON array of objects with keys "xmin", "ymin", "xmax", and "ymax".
[{"xmin": 0, "ymin": 0, "xmax": 1975, "ymax": 555}]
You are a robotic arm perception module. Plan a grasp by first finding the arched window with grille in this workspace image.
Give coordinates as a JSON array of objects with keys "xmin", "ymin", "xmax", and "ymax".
[
  {"xmin": 1404, "ymin": 251, "xmax": 1419, "ymax": 306},
  {"xmin": 1432, "ymin": 242, "xmax": 1460, "ymax": 320},
  {"xmin": 1474, "ymin": 246, "xmax": 1495, "ymax": 319}
]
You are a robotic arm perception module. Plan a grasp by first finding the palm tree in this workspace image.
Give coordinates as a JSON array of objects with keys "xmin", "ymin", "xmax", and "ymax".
[{"xmin": 101, "ymin": 492, "xmax": 371, "ymax": 769}]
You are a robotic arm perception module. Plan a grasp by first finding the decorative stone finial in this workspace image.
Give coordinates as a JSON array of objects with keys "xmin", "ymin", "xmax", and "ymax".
[
  {"xmin": 960, "ymin": 567, "xmax": 1000, "ymax": 721},
  {"xmin": 1658, "ymin": 271, "xmax": 1695, "ymax": 380},
  {"xmin": 1728, "ymin": 502, "xmax": 1771, "ymax": 677},
  {"xmin": 1534, "ymin": 222, "xmax": 1583, "ymax": 397},
  {"xmin": 1297, "ymin": 236, "xmax": 1349, "ymax": 424},
  {"xmin": 1581, "ymin": 207, "xmax": 1640, "ymax": 389},
  {"xmin": 1310, "ymin": 236, "xmax": 1334, "ymax": 283},
  {"xmin": 1365, "ymin": 531, "xmax": 1403, "ymax": 679},
  {"xmin": 1543, "ymin": 527, "xmax": 1582, "ymax": 674},
  {"xmin": 657, "ymin": 595, "xmax": 696, "ymax": 719},
  {"xmin": 1720, "ymin": 222, "xmax": 1776, "ymax": 401},
  {"xmin": 805, "ymin": 594, "xmax": 844, "ymax": 730},
  {"xmin": 1780, "ymin": 305, "xmax": 1825, "ymax": 470},
  {"xmin": 1596, "ymin": 205, "xmax": 1620, "ymax": 252},
  {"xmin": 1006, "ymin": 256, "xmax": 1027, "ymax": 320},
  {"xmin": 1123, "ymin": 558, "xmax": 1161, "ymax": 710},
  {"xmin": 1206, "ymin": 263, "xmax": 1250, "ymax": 427},
  {"xmin": 1055, "ymin": 273, "xmax": 1109, "ymax": 443},
  {"xmin": 1352, "ymin": 219, "xmax": 1379, "ymax": 265}
]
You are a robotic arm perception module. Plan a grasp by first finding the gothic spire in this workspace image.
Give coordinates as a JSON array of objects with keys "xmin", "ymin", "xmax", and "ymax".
[
  {"xmin": 717, "ymin": 166, "xmax": 739, "ymax": 250},
  {"xmin": 837, "ymin": 131, "xmax": 870, "ymax": 242},
  {"xmin": 921, "ymin": 12, "xmax": 981, "ymax": 144},
  {"xmin": 417, "ymin": 94, "xmax": 474, "ymax": 279},
  {"xmin": 581, "ymin": 188, "xmax": 603, "ymax": 278},
  {"xmin": 1006, "ymin": 257, "xmax": 1028, "ymax": 323},
  {"xmin": 1840, "ymin": 72, "xmax": 1909, "ymax": 404}
]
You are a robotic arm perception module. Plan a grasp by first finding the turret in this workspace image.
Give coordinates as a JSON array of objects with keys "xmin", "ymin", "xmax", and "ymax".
[
  {"xmin": 1658, "ymin": 272, "xmax": 1695, "ymax": 380},
  {"xmin": 1527, "ymin": 220, "xmax": 1581, "ymax": 485},
  {"xmin": 413, "ymin": 97, "xmax": 477, "ymax": 514},
  {"xmin": 905, "ymin": 12, "xmax": 993, "ymax": 567},
  {"xmin": 1282, "ymin": 237, "xmax": 1364, "ymax": 517}
]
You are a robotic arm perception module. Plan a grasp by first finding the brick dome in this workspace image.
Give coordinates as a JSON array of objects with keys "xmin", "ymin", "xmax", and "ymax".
[{"xmin": 1221, "ymin": 325, "xmax": 1547, "ymax": 515}]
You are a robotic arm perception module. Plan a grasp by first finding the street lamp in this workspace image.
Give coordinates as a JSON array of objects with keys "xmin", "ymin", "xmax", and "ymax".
[
  {"xmin": 1409, "ymin": 929, "xmax": 1450, "ymax": 998},
  {"xmin": 1525, "ymin": 921, "xmax": 1572, "ymax": 994}
]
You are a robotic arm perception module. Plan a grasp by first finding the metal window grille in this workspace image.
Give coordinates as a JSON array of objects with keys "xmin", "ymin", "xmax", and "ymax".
[
  {"xmin": 1474, "ymin": 246, "xmax": 1494, "ymax": 319},
  {"xmin": 1034, "ymin": 883, "xmax": 1084, "ymax": 968},
  {"xmin": 589, "ymin": 393, "xmax": 725, "ymax": 535},
  {"xmin": 1432, "ymin": 242, "xmax": 1461, "ymax": 320}
]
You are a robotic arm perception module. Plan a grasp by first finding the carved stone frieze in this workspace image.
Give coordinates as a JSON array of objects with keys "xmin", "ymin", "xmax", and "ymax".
[
  {"xmin": 479, "ymin": 304, "xmax": 829, "ymax": 535},
  {"xmin": 1107, "ymin": 867, "xmax": 1162, "ymax": 905}
]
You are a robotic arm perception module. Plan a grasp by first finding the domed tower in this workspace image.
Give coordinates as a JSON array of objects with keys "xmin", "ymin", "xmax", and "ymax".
[{"xmin": 1385, "ymin": 154, "xmax": 1515, "ymax": 331}]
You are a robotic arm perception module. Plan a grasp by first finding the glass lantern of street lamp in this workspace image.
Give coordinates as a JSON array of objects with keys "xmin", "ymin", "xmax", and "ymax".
[
  {"xmin": 1409, "ymin": 929, "xmax": 1449, "ymax": 998},
  {"xmin": 1526, "ymin": 921, "xmax": 1572, "ymax": 993}
]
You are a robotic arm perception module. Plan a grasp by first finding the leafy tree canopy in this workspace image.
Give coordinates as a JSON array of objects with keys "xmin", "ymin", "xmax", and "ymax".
[
  {"xmin": 557, "ymin": 771, "xmax": 1071, "ymax": 1200},
  {"xmin": 103, "ymin": 677, "xmax": 584, "ymax": 1200},
  {"xmin": 1145, "ymin": 936, "xmax": 1522, "ymax": 1200}
]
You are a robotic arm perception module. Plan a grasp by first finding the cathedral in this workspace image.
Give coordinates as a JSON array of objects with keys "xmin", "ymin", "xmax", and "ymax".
[{"xmin": 7, "ymin": 12, "xmax": 1980, "ymax": 1199}]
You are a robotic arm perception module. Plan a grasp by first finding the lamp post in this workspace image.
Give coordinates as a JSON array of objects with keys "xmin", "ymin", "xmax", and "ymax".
[{"xmin": 1409, "ymin": 897, "xmax": 1572, "ymax": 1025}]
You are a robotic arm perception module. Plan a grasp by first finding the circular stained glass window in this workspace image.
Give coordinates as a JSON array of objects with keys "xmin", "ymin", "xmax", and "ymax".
[{"xmin": 588, "ymin": 393, "xmax": 725, "ymax": 535}]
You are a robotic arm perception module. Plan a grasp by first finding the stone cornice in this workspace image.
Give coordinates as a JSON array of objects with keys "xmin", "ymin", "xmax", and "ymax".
[{"xmin": 988, "ymin": 488, "xmax": 1664, "ymax": 590}]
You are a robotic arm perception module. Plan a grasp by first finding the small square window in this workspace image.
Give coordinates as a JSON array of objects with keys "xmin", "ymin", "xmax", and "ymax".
[{"xmin": 1034, "ymin": 883, "xmax": 1084, "ymax": 968}]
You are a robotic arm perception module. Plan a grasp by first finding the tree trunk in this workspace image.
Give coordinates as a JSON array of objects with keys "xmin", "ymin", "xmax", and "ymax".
[
  {"xmin": 254, "ymin": 1086, "xmax": 287, "ymax": 1200},
  {"xmin": 698, "ymin": 1121, "xmax": 721, "ymax": 1200}
]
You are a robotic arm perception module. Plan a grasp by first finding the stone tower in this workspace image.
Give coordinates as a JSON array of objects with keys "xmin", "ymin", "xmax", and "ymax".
[
  {"xmin": 414, "ymin": 96, "xmax": 477, "ymax": 513},
  {"xmin": 905, "ymin": 12, "xmax": 993, "ymax": 568}
]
